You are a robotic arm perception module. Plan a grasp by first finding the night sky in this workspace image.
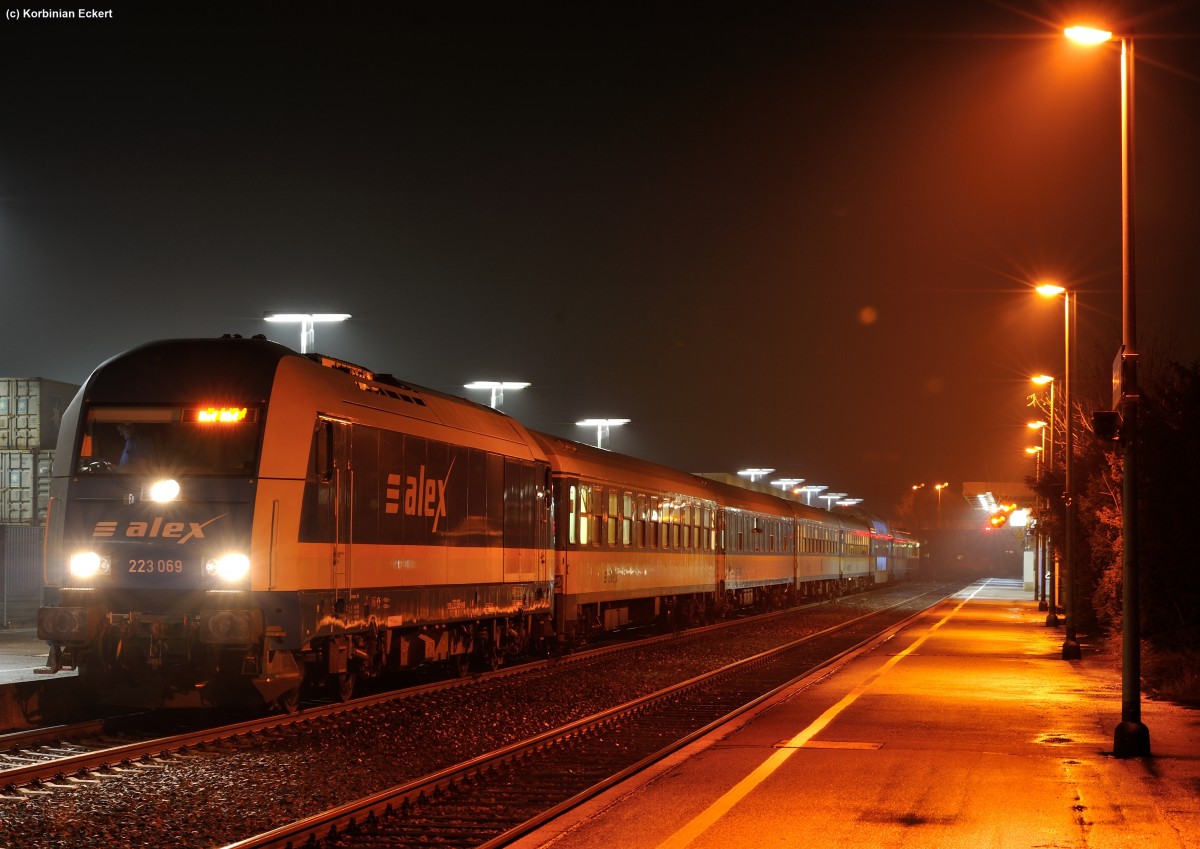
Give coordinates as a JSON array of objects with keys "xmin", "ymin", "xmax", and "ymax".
[{"xmin": 3, "ymin": 1, "xmax": 1199, "ymax": 515}]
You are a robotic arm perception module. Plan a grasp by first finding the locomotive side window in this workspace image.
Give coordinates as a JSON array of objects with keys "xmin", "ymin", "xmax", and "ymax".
[{"xmin": 315, "ymin": 419, "xmax": 334, "ymax": 483}]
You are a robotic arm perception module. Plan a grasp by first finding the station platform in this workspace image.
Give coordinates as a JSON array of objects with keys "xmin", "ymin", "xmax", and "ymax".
[
  {"xmin": 513, "ymin": 578, "xmax": 1200, "ymax": 849},
  {"xmin": 0, "ymin": 628, "xmax": 58, "ymax": 685}
]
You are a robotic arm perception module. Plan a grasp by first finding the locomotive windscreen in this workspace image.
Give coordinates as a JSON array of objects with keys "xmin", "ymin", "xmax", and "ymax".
[{"xmin": 77, "ymin": 405, "xmax": 263, "ymax": 477}]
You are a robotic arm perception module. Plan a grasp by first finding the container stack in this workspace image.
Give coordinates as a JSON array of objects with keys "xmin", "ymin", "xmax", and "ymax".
[{"xmin": 0, "ymin": 377, "xmax": 79, "ymax": 525}]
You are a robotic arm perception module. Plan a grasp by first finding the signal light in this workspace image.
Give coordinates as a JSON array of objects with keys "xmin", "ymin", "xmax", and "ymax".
[{"xmin": 987, "ymin": 503, "xmax": 1017, "ymax": 529}]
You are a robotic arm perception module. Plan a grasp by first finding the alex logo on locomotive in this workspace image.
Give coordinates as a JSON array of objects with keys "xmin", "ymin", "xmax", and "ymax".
[
  {"xmin": 90, "ymin": 513, "xmax": 228, "ymax": 543},
  {"xmin": 385, "ymin": 461, "xmax": 454, "ymax": 533}
]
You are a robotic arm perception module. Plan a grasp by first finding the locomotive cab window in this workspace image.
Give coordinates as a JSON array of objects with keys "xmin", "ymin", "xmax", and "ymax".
[{"xmin": 77, "ymin": 405, "xmax": 262, "ymax": 477}]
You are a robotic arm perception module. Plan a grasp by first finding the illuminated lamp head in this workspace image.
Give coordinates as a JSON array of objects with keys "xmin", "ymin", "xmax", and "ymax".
[
  {"xmin": 69, "ymin": 551, "xmax": 111, "ymax": 579},
  {"xmin": 149, "ymin": 479, "xmax": 181, "ymax": 503},
  {"xmin": 205, "ymin": 552, "xmax": 250, "ymax": 582}
]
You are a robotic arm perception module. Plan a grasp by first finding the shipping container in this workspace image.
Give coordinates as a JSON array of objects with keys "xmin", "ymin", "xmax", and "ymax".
[
  {"xmin": 0, "ymin": 524, "xmax": 44, "ymax": 627},
  {"xmin": 1, "ymin": 450, "xmax": 54, "ymax": 524},
  {"xmin": 0, "ymin": 377, "xmax": 79, "ymax": 450}
]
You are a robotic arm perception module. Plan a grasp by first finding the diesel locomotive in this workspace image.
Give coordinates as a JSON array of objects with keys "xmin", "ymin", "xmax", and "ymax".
[{"xmin": 36, "ymin": 336, "xmax": 916, "ymax": 711}]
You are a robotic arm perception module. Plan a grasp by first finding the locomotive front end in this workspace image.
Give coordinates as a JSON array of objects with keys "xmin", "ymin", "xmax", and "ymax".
[{"xmin": 37, "ymin": 340, "xmax": 287, "ymax": 708}]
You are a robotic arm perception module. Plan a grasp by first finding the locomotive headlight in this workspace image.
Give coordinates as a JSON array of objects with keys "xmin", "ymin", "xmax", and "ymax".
[
  {"xmin": 69, "ymin": 551, "xmax": 111, "ymax": 579},
  {"xmin": 205, "ymin": 552, "xmax": 250, "ymax": 582},
  {"xmin": 149, "ymin": 478, "xmax": 181, "ymax": 503}
]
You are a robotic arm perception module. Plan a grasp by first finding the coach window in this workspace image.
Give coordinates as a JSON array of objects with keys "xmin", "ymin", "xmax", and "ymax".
[
  {"xmin": 606, "ymin": 489, "xmax": 618, "ymax": 546},
  {"xmin": 578, "ymin": 484, "xmax": 591, "ymax": 546},
  {"xmin": 622, "ymin": 492, "xmax": 633, "ymax": 546},
  {"xmin": 680, "ymin": 505, "xmax": 690, "ymax": 549},
  {"xmin": 636, "ymin": 494, "xmax": 648, "ymax": 547},
  {"xmin": 648, "ymin": 496, "xmax": 658, "ymax": 549},
  {"xmin": 568, "ymin": 484, "xmax": 577, "ymax": 545},
  {"xmin": 593, "ymin": 486, "xmax": 605, "ymax": 547}
]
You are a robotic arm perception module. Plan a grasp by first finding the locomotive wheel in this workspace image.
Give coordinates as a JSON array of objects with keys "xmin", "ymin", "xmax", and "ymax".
[
  {"xmin": 452, "ymin": 653, "xmax": 471, "ymax": 678},
  {"xmin": 328, "ymin": 672, "xmax": 356, "ymax": 702},
  {"xmin": 475, "ymin": 646, "xmax": 500, "ymax": 673},
  {"xmin": 276, "ymin": 686, "xmax": 301, "ymax": 715}
]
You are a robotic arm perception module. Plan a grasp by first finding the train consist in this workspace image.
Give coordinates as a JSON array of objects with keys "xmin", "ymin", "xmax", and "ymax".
[{"xmin": 36, "ymin": 337, "xmax": 917, "ymax": 711}]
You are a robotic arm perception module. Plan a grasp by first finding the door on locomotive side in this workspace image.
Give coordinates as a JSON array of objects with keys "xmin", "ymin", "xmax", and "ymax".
[{"xmin": 308, "ymin": 417, "xmax": 354, "ymax": 602}]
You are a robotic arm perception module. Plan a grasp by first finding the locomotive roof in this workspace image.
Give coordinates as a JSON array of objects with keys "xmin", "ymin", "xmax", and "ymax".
[
  {"xmin": 84, "ymin": 336, "xmax": 292, "ymax": 404},
  {"xmin": 84, "ymin": 336, "xmax": 539, "ymax": 449}
]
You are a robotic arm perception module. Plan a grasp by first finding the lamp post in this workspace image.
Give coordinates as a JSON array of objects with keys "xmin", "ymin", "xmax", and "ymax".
[
  {"xmin": 771, "ymin": 478, "xmax": 805, "ymax": 496},
  {"xmin": 264, "ymin": 312, "xmax": 351, "ymax": 354},
  {"xmin": 1028, "ymin": 421, "xmax": 1049, "ymax": 607},
  {"xmin": 819, "ymin": 492, "xmax": 846, "ymax": 510},
  {"xmin": 1025, "ymin": 445, "xmax": 1044, "ymax": 599},
  {"xmin": 1065, "ymin": 23, "xmax": 1149, "ymax": 758},
  {"xmin": 934, "ymin": 482, "xmax": 949, "ymax": 528},
  {"xmin": 464, "ymin": 381, "xmax": 530, "ymax": 409},
  {"xmin": 1032, "ymin": 375, "xmax": 1057, "ymax": 617},
  {"xmin": 737, "ymin": 468, "xmax": 775, "ymax": 483},
  {"xmin": 576, "ymin": 418, "xmax": 630, "ymax": 449},
  {"xmin": 1036, "ymin": 283, "xmax": 1080, "ymax": 660},
  {"xmin": 799, "ymin": 485, "xmax": 827, "ymax": 506}
]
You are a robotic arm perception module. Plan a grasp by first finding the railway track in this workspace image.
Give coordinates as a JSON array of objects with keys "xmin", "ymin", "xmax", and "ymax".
[
  {"xmin": 0, "ymin": 585, "xmax": 913, "ymax": 794},
  {"xmin": 0, "ymin": 583, "xmax": 962, "ymax": 847},
  {"xmin": 220, "ymin": 584, "xmax": 958, "ymax": 849}
]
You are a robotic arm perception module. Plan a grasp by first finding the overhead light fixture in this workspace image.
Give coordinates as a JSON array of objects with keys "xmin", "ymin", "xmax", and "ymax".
[{"xmin": 264, "ymin": 312, "xmax": 351, "ymax": 354}]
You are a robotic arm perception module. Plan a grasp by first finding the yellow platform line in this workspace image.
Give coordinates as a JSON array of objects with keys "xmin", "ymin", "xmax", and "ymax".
[{"xmin": 653, "ymin": 581, "xmax": 989, "ymax": 849}]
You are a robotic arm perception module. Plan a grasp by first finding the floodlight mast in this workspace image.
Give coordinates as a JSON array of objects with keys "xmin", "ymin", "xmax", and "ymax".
[
  {"xmin": 736, "ymin": 468, "xmax": 775, "ymax": 483},
  {"xmin": 464, "ymin": 381, "xmax": 530, "ymax": 409},
  {"xmin": 576, "ymin": 418, "xmax": 630, "ymax": 449},
  {"xmin": 264, "ymin": 312, "xmax": 351, "ymax": 354}
]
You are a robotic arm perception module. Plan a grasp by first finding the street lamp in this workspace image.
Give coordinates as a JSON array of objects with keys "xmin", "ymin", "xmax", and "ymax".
[
  {"xmin": 1031, "ymin": 375, "xmax": 1057, "ymax": 618},
  {"xmin": 263, "ymin": 312, "xmax": 351, "ymax": 354},
  {"xmin": 1036, "ymin": 283, "xmax": 1080, "ymax": 660},
  {"xmin": 798, "ymin": 485, "xmax": 827, "ymax": 506},
  {"xmin": 819, "ymin": 492, "xmax": 846, "ymax": 510},
  {"xmin": 1028, "ymin": 421, "xmax": 1049, "ymax": 609},
  {"xmin": 576, "ymin": 418, "xmax": 629, "ymax": 449},
  {"xmin": 770, "ymin": 478, "xmax": 805, "ymax": 495},
  {"xmin": 1065, "ymin": 23, "xmax": 1150, "ymax": 757},
  {"xmin": 464, "ymin": 381, "xmax": 530, "ymax": 409},
  {"xmin": 737, "ymin": 468, "xmax": 775, "ymax": 483},
  {"xmin": 934, "ymin": 482, "xmax": 949, "ymax": 528}
]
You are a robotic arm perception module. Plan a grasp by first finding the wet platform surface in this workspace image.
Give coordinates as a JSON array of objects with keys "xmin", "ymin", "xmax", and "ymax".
[{"xmin": 512, "ymin": 578, "xmax": 1200, "ymax": 849}]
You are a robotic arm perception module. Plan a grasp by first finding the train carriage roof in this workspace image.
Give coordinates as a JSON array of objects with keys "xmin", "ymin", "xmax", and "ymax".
[
  {"xmin": 531, "ymin": 430, "xmax": 850, "ymax": 525},
  {"xmin": 530, "ymin": 430, "xmax": 722, "ymax": 501}
]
